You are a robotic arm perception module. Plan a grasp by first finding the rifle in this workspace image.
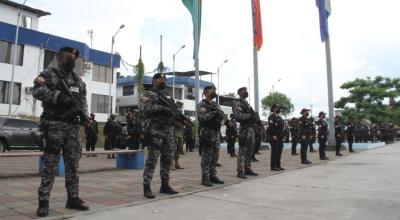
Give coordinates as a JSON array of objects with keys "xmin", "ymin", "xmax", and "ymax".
[
  {"xmin": 210, "ymin": 101, "xmax": 229, "ymax": 126},
  {"xmin": 59, "ymin": 80, "xmax": 94, "ymax": 132},
  {"xmin": 157, "ymin": 93, "xmax": 188, "ymax": 123}
]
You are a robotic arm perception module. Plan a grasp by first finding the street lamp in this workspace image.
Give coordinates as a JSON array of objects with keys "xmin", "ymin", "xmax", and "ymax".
[
  {"xmin": 217, "ymin": 59, "xmax": 228, "ymax": 105},
  {"xmin": 172, "ymin": 45, "xmax": 185, "ymax": 100},
  {"xmin": 108, "ymin": 24, "xmax": 125, "ymax": 116},
  {"xmin": 8, "ymin": 0, "xmax": 27, "ymax": 116}
]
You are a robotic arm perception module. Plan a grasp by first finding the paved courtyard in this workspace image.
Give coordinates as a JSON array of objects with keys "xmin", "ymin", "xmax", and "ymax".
[{"xmin": 0, "ymin": 147, "xmax": 353, "ymax": 219}]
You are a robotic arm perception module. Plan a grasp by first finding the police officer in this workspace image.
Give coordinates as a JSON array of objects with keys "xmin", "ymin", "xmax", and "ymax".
[
  {"xmin": 185, "ymin": 120, "xmax": 194, "ymax": 152},
  {"xmin": 252, "ymin": 118, "xmax": 263, "ymax": 162},
  {"xmin": 127, "ymin": 111, "xmax": 142, "ymax": 150},
  {"xmin": 198, "ymin": 86, "xmax": 225, "ymax": 186},
  {"xmin": 334, "ymin": 115, "xmax": 344, "ymax": 156},
  {"xmin": 267, "ymin": 104, "xmax": 285, "ymax": 171},
  {"xmin": 85, "ymin": 113, "xmax": 98, "ymax": 157},
  {"xmin": 309, "ymin": 117, "xmax": 317, "ymax": 153},
  {"xmin": 298, "ymin": 108, "xmax": 312, "ymax": 164},
  {"xmin": 290, "ymin": 117, "xmax": 299, "ymax": 155},
  {"xmin": 172, "ymin": 101, "xmax": 185, "ymax": 170},
  {"xmin": 226, "ymin": 113, "xmax": 238, "ymax": 157},
  {"xmin": 317, "ymin": 111, "xmax": 329, "ymax": 160},
  {"xmin": 33, "ymin": 47, "xmax": 89, "ymax": 217},
  {"xmin": 232, "ymin": 87, "xmax": 258, "ymax": 179},
  {"xmin": 141, "ymin": 73, "xmax": 178, "ymax": 199},
  {"xmin": 346, "ymin": 117, "xmax": 356, "ymax": 153},
  {"xmin": 103, "ymin": 114, "xmax": 120, "ymax": 159}
]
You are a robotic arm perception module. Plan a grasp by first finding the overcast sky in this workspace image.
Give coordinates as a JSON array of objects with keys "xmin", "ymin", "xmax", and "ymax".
[{"xmin": 24, "ymin": 0, "xmax": 400, "ymax": 116}]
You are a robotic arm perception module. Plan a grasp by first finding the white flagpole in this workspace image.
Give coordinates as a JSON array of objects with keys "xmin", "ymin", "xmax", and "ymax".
[
  {"xmin": 194, "ymin": 0, "xmax": 200, "ymax": 146},
  {"xmin": 325, "ymin": 35, "xmax": 335, "ymax": 144}
]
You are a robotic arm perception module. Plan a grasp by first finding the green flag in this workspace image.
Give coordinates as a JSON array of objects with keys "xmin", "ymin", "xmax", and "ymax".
[{"xmin": 181, "ymin": 0, "xmax": 201, "ymax": 58}]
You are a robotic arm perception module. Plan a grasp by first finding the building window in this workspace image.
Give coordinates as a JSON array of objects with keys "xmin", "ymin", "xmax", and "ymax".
[
  {"xmin": 21, "ymin": 16, "xmax": 32, "ymax": 29},
  {"xmin": 0, "ymin": 80, "xmax": 21, "ymax": 105},
  {"xmin": 92, "ymin": 64, "xmax": 112, "ymax": 83},
  {"xmin": 91, "ymin": 94, "xmax": 112, "ymax": 114},
  {"xmin": 0, "ymin": 40, "xmax": 24, "ymax": 66},
  {"xmin": 123, "ymin": 85, "xmax": 134, "ymax": 96}
]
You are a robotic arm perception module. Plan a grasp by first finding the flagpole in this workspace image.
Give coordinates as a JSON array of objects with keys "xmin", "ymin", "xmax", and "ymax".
[
  {"xmin": 325, "ymin": 36, "xmax": 335, "ymax": 144},
  {"xmin": 194, "ymin": 0, "xmax": 200, "ymax": 146},
  {"xmin": 253, "ymin": 46, "xmax": 259, "ymax": 112}
]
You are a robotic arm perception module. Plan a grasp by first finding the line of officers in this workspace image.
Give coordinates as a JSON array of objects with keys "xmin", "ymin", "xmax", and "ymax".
[{"xmin": 31, "ymin": 45, "xmax": 396, "ymax": 217}]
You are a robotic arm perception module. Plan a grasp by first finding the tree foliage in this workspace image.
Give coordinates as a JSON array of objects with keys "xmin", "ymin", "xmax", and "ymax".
[
  {"xmin": 334, "ymin": 76, "xmax": 400, "ymax": 125},
  {"xmin": 261, "ymin": 92, "xmax": 294, "ymax": 117}
]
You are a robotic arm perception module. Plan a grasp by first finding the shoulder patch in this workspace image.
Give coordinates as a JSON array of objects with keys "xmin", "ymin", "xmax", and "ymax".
[
  {"xmin": 140, "ymin": 96, "xmax": 149, "ymax": 102},
  {"xmin": 199, "ymin": 107, "xmax": 207, "ymax": 113}
]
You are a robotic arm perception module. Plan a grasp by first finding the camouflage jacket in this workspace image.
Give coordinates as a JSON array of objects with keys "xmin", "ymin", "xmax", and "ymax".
[{"xmin": 232, "ymin": 99, "xmax": 254, "ymax": 128}]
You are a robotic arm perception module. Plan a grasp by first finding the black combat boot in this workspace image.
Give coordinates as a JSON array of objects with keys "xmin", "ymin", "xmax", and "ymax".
[
  {"xmin": 270, "ymin": 167, "xmax": 280, "ymax": 171},
  {"xmin": 202, "ymin": 177, "xmax": 213, "ymax": 187},
  {"xmin": 143, "ymin": 184, "xmax": 155, "ymax": 199},
  {"xmin": 210, "ymin": 176, "xmax": 224, "ymax": 184},
  {"xmin": 159, "ymin": 182, "xmax": 179, "ymax": 195},
  {"xmin": 36, "ymin": 200, "xmax": 49, "ymax": 217},
  {"xmin": 237, "ymin": 172, "xmax": 247, "ymax": 179},
  {"xmin": 301, "ymin": 160, "xmax": 312, "ymax": 165},
  {"xmin": 245, "ymin": 169, "xmax": 258, "ymax": 176},
  {"xmin": 66, "ymin": 197, "xmax": 89, "ymax": 211}
]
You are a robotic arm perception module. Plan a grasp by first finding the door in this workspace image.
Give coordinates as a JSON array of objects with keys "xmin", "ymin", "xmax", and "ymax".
[
  {"xmin": 20, "ymin": 120, "xmax": 39, "ymax": 146},
  {"xmin": 2, "ymin": 119, "xmax": 24, "ymax": 146}
]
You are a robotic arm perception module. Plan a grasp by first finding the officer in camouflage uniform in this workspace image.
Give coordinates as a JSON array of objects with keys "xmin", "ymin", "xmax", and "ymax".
[
  {"xmin": 290, "ymin": 117, "xmax": 299, "ymax": 155},
  {"xmin": 317, "ymin": 111, "xmax": 329, "ymax": 160},
  {"xmin": 198, "ymin": 86, "xmax": 225, "ymax": 186},
  {"xmin": 346, "ymin": 117, "xmax": 356, "ymax": 153},
  {"xmin": 334, "ymin": 115, "xmax": 344, "ymax": 156},
  {"xmin": 226, "ymin": 114, "xmax": 238, "ymax": 157},
  {"xmin": 172, "ymin": 101, "xmax": 185, "ymax": 170},
  {"xmin": 267, "ymin": 104, "xmax": 285, "ymax": 171},
  {"xmin": 298, "ymin": 108, "xmax": 312, "ymax": 164},
  {"xmin": 33, "ymin": 47, "xmax": 89, "ymax": 217},
  {"xmin": 141, "ymin": 73, "xmax": 178, "ymax": 199},
  {"xmin": 232, "ymin": 87, "xmax": 258, "ymax": 179},
  {"xmin": 309, "ymin": 117, "xmax": 317, "ymax": 153}
]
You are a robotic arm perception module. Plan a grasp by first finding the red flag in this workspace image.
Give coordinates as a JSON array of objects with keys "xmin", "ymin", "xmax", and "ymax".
[{"xmin": 252, "ymin": 0, "xmax": 263, "ymax": 51}]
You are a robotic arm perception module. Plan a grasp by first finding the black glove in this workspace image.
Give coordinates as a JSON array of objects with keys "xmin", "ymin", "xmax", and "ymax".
[{"xmin": 57, "ymin": 92, "xmax": 75, "ymax": 108}]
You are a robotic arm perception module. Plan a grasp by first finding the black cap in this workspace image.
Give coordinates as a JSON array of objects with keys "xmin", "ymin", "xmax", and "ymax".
[
  {"xmin": 203, "ymin": 85, "xmax": 216, "ymax": 93},
  {"xmin": 318, "ymin": 111, "xmax": 326, "ymax": 117},
  {"xmin": 58, "ymin": 46, "xmax": 79, "ymax": 58},
  {"xmin": 300, "ymin": 108, "xmax": 310, "ymax": 114},
  {"xmin": 153, "ymin": 73, "xmax": 166, "ymax": 80},
  {"xmin": 237, "ymin": 87, "xmax": 247, "ymax": 94},
  {"xmin": 335, "ymin": 115, "xmax": 340, "ymax": 119}
]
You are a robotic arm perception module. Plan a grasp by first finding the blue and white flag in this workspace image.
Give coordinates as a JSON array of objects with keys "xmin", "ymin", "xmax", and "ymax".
[{"xmin": 316, "ymin": 0, "xmax": 331, "ymax": 42}]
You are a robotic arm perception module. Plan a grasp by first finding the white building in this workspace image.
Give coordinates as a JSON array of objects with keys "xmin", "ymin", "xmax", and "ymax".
[
  {"xmin": 116, "ymin": 74, "xmax": 238, "ymax": 118},
  {"xmin": 0, "ymin": 0, "xmax": 120, "ymax": 122}
]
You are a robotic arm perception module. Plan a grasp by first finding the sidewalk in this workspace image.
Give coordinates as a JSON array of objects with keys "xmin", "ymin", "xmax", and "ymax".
[
  {"xmin": 70, "ymin": 143, "xmax": 400, "ymax": 220},
  {"xmin": 0, "ymin": 146, "xmax": 361, "ymax": 219}
]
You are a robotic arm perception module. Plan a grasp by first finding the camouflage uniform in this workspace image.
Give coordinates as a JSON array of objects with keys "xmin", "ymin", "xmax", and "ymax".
[
  {"xmin": 267, "ymin": 113, "xmax": 284, "ymax": 169},
  {"xmin": 290, "ymin": 118, "xmax": 299, "ymax": 155},
  {"xmin": 317, "ymin": 118, "xmax": 328, "ymax": 159},
  {"xmin": 173, "ymin": 121, "xmax": 184, "ymax": 160},
  {"xmin": 33, "ymin": 67, "xmax": 87, "ymax": 201},
  {"xmin": 298, "ymin": 115, "xmax": 311, "ymax": 163},
  {"xmin": 232, "ymin": 99, "xmax": 255, "ymax": 173},
  {"xmin": 141, "ymin": 88, "xmax": 174, "ymax": 186},
  {"xmin": 198, "ymin": 99, "xmax": 221, "ymax": 179}
]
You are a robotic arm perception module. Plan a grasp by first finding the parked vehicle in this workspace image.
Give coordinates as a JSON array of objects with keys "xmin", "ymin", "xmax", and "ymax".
[{"xmin": 0, "ymin": 117, "xmax": 41, "ymax": 152}]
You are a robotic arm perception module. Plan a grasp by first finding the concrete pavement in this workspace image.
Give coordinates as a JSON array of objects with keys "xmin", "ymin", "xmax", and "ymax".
[{"xmin": 71, "ymin": 142, "xmax": 400, "ymax": 220}]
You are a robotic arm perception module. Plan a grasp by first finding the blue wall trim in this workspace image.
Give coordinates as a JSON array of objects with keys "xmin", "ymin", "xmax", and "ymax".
[
  {"xmin": 0, "ymin": 21, "xmax": 120, "ymax": 67},
  {"xmin": 117, "ymin": 75, "xmax": 214, "ymax": 88}
]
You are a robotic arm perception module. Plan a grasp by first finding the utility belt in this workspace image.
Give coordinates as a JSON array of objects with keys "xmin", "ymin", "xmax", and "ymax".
[{"xmin": 41, "ymin": 112, "xmax": 79, "ymax": 124}]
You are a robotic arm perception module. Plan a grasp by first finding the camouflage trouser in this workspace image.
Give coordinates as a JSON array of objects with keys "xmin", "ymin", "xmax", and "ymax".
[
  {"xmin": 199, "ymin": 128, "xmax": 220, "ymax": 178},
  {"xmin": 143, "ymin": 128, "xmax": 173, "ymax": 185},
  {"xmin": 237, "ymin": 126, "xmax": 255, "ymax": 173},
  {"xmin": 173, "ymin": 136, "xmax": 183, "ymax": 160},
  {"xmin": 38, "ymin": 120, "xmax": 81, "ymax": 201}
]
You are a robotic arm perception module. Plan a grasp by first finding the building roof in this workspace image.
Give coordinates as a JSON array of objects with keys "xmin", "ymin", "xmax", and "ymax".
[
  {"xmin": 117, "ymin": 75, "xmax": 214, "ymax": 88},
  {"xmin": 0, "ymin": 0, "xmax": 51, "ymax": 17},
  {"xmin": 0, "ymin": 21, "xmax": 120, "ymax": 68},
  {"xmin": 164, "ymin": 70, "xmax": 214, "ymax": 77}
]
